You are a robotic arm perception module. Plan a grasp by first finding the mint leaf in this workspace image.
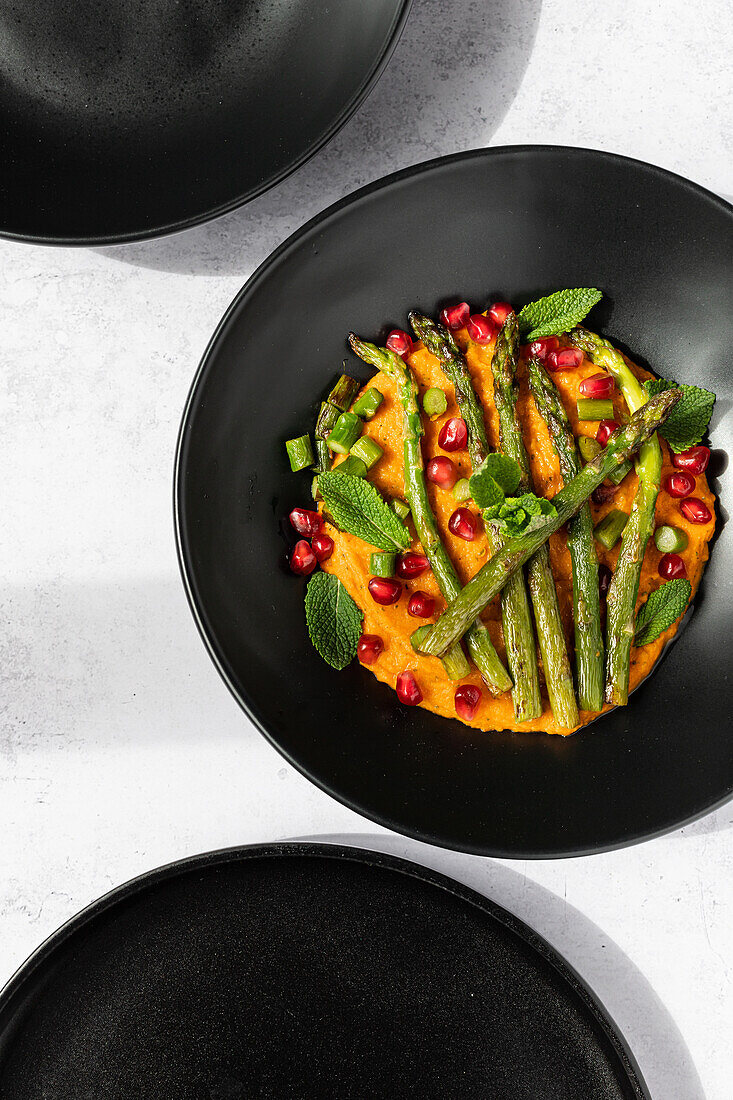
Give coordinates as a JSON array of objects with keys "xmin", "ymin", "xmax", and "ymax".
[
  {"xmin": 318, "ymin": 471, "xmax": 410, "ymax": 551},
  {"xmin": 471, "ymin": 473, "xmax": 504, "ymax": 509},
  {"xmin": 517, "ymin": 288, "xmax": 603, "ymax": 340},
  {"xmin": 634, "ymin": 579, "xmax": 691, "ymax": 646},
  {"xmin": 643, "ymin": 378, "xmax": 716, "ymax": 452},
  {"xmin": 305, "ymin": 572, "xmax": 363, "ymax": 670},
  {"xmin": 484, "ymin": 493, "xmax": 557, "ymax": 536}
]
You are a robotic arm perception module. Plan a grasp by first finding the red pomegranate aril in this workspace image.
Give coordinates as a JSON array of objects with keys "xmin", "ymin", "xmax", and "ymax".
[
  {"xmin": 466, "ymin": 314, "xmax": 497, "ymax": 344},
  {"xmin": 545, "ymin": 351, "xmax": 561, "ymax": 372},
  {"xmin": 598, "ymin": 563, "xmax": 612, "ymax": 601},
  {"xmin": 658, "ymin": 553, "xmax": 687, "ymax": 580},
  {"xmin": 396, "ymin": 553, "xmax": 430, "ymax": 579},
  {"xmin": 527, "ymin": 336, "xmax": 560, "ymax": 362},
  {"xmin": 454, "ymin": 684, "xmax": 481, "ymax": 721},
  {"xmin": 289, "ymin": 540, "xmax": 317, "ymax": 576},
  {"xmin": 596, "ymin": 419, "xmax": 620, "ymax": 446},
  {"xmin": 488, "ymin": 301, "xmax": 513, "ymax": 326},
  {"xmin": 386, "ymin": 329, "xmax": 413, "ymax": 359},
  {"xmin": 671, "ymin": 445, "xmax": 710, "ymax": 475},
  {"xmin": 368, "ymin": 577, "xmax": 402, "ymax": 605},
  {"xmin": 438, "ymin": 417, "xmax": 468, "ymax": 452},
  {"xmin": 664, "ymin": 472, "xmax": 695, "ymax": 499},
  {"xmin": 680, "ymin": 497, "xmax": 712, "ymax": 525},
  {"xmin": 440, "ymin": 301, "xmax": 471, "ymax": 330},
  {"xmin": 289, "ymin": 507, "xmax": 323, "ymax": 537},
  {"xmin": 448, "ymin": 507, "xmax": 477, "ymax": 541},
  {"xmin": 357, "ymin": 634, "xmax": 383, "ymax": 665},
  {"xmin": 426, "ymin": 456, "xmax": 457, "ymax": 489},
  {"xmin": 579, "ymin": 372, "xmax": 615, "ymax": 399},
  {"xmin": 311, "ymin": 532, "xmax": 334, "ymax": 562},
  {"xmin": 396, "ymin": 670, "xmax": 423, "ymax": 706},
  {"xmin": 408, "ymin": 591, "xmax": 435, "ymax": 618},
  {"xmin": 554, "ymin": 347, "xmax": 584, "ymax": 370}
]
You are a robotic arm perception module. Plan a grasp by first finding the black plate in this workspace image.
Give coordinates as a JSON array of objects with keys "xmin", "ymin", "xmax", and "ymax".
[
  {"xmin": 0, "ymin": 843, "xmax": 647, "ymax": 1099},
  {"xmin": 0, "ymin": 0, "xmax": 410, "ymax": 244},
  {"xmin": 176, "ymin": 146, "xmax": 733, "ymax": 857}
]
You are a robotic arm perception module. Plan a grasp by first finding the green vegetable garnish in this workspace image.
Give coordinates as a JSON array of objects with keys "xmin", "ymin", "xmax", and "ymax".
[
  {"xmin": 285, "ymin": 434, "xmax": 315, "ymax": 472},
  {"xmin": 349, "ymin": 436, "xmax": 383, "ymax": 470},
  {"xmin": 369, "ymin": 552, "xmax": 396, "ymax": 577},
  {"xmin": 517, "ymin": 288, "xmax": 603, "ymax": 341},
  {"xmin": 352, "ymin": 388, "xmax": 384, "ymax": 419},
  {"xmin": 634, "ymin": 579, "xmax": 692, "ymax": 646},
  {"xmin": 317, "ymin": 471, "xmax": 410, "ymax": 552},
  {"xmin": 643, "ymin": 378, "xmax": 716, "ymax": 453},
  {"xmin": 422, "ymin": 387, "xmax": 448, "ymax": 417},
  {"xmin": 326, "ymin": 411, "xmax": 362, "ymax": 454},
  {"xmin": 304, "ymin": 572, "xmax": 363, "ymax": 670}
]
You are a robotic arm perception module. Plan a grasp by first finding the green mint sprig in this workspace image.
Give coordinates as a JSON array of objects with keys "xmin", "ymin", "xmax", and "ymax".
[
  {"xmin": 643, "ymin": 378, "xmax": 716, "ymax": 453},
  {"xmin": 469, "ymin": 454, "xmax": 522, "ymax": 508},
  {"xmin": 484, "ymin": 493, "xmax": 557, "ymax": 537},
  {"xmin": 317, "ymin": 471, "xmax": 410, "ymax": 552},
  {"xmin": 517, "ymin": 288, "xmax": 603, "ymax": 341},
  {"xmin": 634, "ymin": 578, "xmax": 692, "ymax": 646},
  {"xmin": 304, "ymin": 572, "xmax": 363, "ymax": 670}
]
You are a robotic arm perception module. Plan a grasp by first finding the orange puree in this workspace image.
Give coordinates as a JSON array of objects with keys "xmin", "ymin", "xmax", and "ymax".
[{"xmin": 322, "ymin": 332, "xmax": 715, "ymax": 735}]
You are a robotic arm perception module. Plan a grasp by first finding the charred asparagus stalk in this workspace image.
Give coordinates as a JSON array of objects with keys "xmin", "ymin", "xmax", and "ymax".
[
  {"xmin": 526, "ymin": 356, "xmax": 605, "ymax": 712},
  {"xmin": 409, "ymin": 311, "xmax": 541, "ymax": 722},
  {"xmin": 417, "ymin": 389, "xmax": 682, "ymax": 658},
  {"xmin": 349, "ymin": 334, "xmax": 512, "ymax": 695}
]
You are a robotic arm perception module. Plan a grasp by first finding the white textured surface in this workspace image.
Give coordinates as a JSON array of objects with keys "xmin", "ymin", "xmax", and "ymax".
[{"xmin": 1, "ymin": 1, "xmax": 731, "ymax": 1097}]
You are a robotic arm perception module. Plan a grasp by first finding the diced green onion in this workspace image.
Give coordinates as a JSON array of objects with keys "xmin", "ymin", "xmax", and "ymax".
[
  {"xmin": 335, "ymin": 454, "xmax": 368, "ymax": 478},
  {"xmin": 607, "ymin": 458, "xmax": 632, "ymax": 486},
  {"xmin": 578, "ymin": 435, "xmax": 601, "ymax": 463},
  {"xmin": 313, "ymin": 438, "xmax": 331, "ymax": 473},
  {"xmin": 326, "ymin": 411, "xmax": 362, "ymax": 454},
  {"xmin": 654, "ymin": 525, "xmax": 689, "ymax": 554},
  {"xmin": 352, "ymin": 388, "xmax": 384, "ymax": 420},
  {"xmin": 577, "ymin": 398, "xmax": 615, "ymax": 421},
  {"xmin": 327, "ymin": 374, "xmax": 361, "ymax": 411},
  {"xmin": 285, "ymin": 434, "xmax": 314, "ymax": 471},
  {"xmin": 370, "ymin": 552, "xmax": 396, "ymax": 577},
  {"xmin": 422, "ymin": 387, "xmax": 448, "ymax": 417},
  {"xmin": 390, "ymin": 498, "xmax": 411, "ymax": 521},
  {"xmin": 316, "ymin": 401, "xmax": 340, "ymax": 441},
  {"xmin": 349, "ymin": 436, "xmax": 383, "ymax": 470},
  {"xmin": 452, "ymin": 478, "xmax": 471, "ymax": 502},
  {"xmin": 311, "ymin": 475, "xmax": 321, "ymax": 501},
  {"xmin": 593, "ymin": 508, "xmax": 629, "ymax": 550},
  {"xmin": 410, "ymin": 626, "xmax": 470, "ymax": 680}
]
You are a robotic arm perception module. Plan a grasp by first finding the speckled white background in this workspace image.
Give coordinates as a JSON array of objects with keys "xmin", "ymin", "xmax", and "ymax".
[{"xmin": 1, "ymin": 1, "xmax": 731, "ymax": 1096}]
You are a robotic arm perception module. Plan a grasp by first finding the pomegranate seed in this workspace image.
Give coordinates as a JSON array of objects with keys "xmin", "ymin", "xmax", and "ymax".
[
  {"xmin": 455, "ymin": 684, "xmax": 481, "ymax": 721},
  {"xmin": 368, "ymin": 577, "xmax": 402, "ymax": 605},
  {"xmin": 671, "ymin": 445, "xmax": 710, "ymax": 475},
  {"xmin": 488, "ymin": 301, "xmax": 513, "ymax": 326},
  {"xmin": 440, "ymin": 301, "xmax": 471, "ymax": 330},
  {"xmin": 592, "ymin": 484, "xmax": 616, "ymax": 505},
  {"xmin": 545, "ymin": 351, "xmax": 562, "ymax": 371},
  {"xmin": 289, "ymin": 540, "xmax": 317, "ymax": 576},
  {"xmin": 408, "ymin": 591, "xmax": 435, "ymax": 618},
  {"xmin": 311, "ymin": 532, "xmax": 334, "ymax": 562},
  {"xmin": 527, "ymin": 336, "xmax": 560, "ymax": 362},
  {"xmin": 664, "ymin": 472, "xmax": 695, "ymax": 499},
  {"xmin": 555, "ymin": 347, "xmax": 584, "ymax": 370},
  {"xmin": 426, "ymin": 456, "xmax": 457, "ymax": 489},
  {"xmin": 386, "ymin": 329, "xmax": 413, "ymax": 359},
  {"xmin": 579, "ymin": 373, "xmax": 615, "ymax": 399},
  {"xmin": 658, "ymin": 553, "xmax": 687, "ymax": 580},
  {"xmin": 466, "ymin": 314, "xmax": 497, "ymax": 344},
  {"xmin": 438, "ymin": 417, "xmax": 468, "ymax": 452},
  {"xmin": 596, "ymin": 419, "xmax": 620, "ymax": 446},
  {"xmin": 396, "ymin": 670, "xmax": 423, "ymax": 706},
  {"xmin": 357, "ymin": 634, "xmax": 384, "ymax": 665},
  {"xmin": 680, "ymin": 497, "xmax": 712, "ymax": 524},
  {"xmin": 598, "ymin": 563, "xmax": 612, "ymax": 600},
  {"xmin": 289, "ymin": 507, "xmax": 323, "ymax": 537},
  {"xmin": 448, "ymin": 507, "xmax": 477, "ymax": 541},
  {"xmin": 396, "ymin": 553, "xmax": 430, "ymax": 579}
]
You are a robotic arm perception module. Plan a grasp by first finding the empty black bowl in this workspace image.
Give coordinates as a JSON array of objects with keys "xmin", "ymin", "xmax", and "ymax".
[
  {"xmin": 0, "ymin": 0, "xmax": 410, "ymax": 243},
  {"xmin": 176, "ymin": 146, "xmax": 733, "ymax": 857}
]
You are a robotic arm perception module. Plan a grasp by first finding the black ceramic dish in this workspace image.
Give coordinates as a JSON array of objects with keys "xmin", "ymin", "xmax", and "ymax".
[
  {"xmin": 0, "ymin": 0, "xmax": 410, "ymax": 244},
  {"xmin": 0, "ymin": 843, "xmax": 647, "ymax": 1098},
  {"xmin": 176, "ymin": 146, "xmax": 733, "ymax": 857}
]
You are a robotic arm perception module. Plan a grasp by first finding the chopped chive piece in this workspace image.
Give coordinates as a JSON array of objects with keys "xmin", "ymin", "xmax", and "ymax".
[
  {"xmin": 607, "ymin": 458, "xmax": 632, "ymax": 486},
  {"xmin": 311, "ymin": 475, "xmax": 321, "ymax": 501},
  {"xmin": 422, "ymin": 387, "xmax": 448, "ymax": 417},
  {"xmin": 594, "ymin": 508, "xmax": 629, "ymax": 550},
  {"xmin": 313, "ymin": 438, "xmax": 331, "ymax": 473},
  {"xmin": 410, "ymin": 626, "xmax": 470, "ymax": 680},
  {"xmin": 328, "ymin": 374, "xmax": 361, "ymax": 411},
  {"xmin": 285, "ymin": 434, "xmax": 314, "ymax": 471},
  {"xmin": 350, "ymin": 436, "xmax": 383, "ymax": 470},
  {"xmin": 578, "ymin": 435, "xmax": 601, "ymax": 463},
  {"xmin": 370, "ymin": 552, "xmax": 396, "ymax": 577},
  {"xmin": 452, "ymin": 477, "xmax": 471, "ymax": 502},
  {"xmin": 577, "ymin": 398, "xmax": 615, "ymax": 421},
  {"xmin": 335, "ymin": 454, "xmax": 367, "ymax": 478},
  {"xmin": 654, "ymin": 525, "xmax": 689, "ymax": 554},
  {"xmin": 352, "ymin": 388, "xmax": 384, "ymax": 419},
  {"xmin": 326, "ymin": 411, "xmax": 362, "ymax": 454},
  {"xmin": 316, "ymin": 401, "xmax": 340, "ymax": 441},
  {"xmin": 390, "ymin": 498, "xmax": 411, "ymax": 521}
]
